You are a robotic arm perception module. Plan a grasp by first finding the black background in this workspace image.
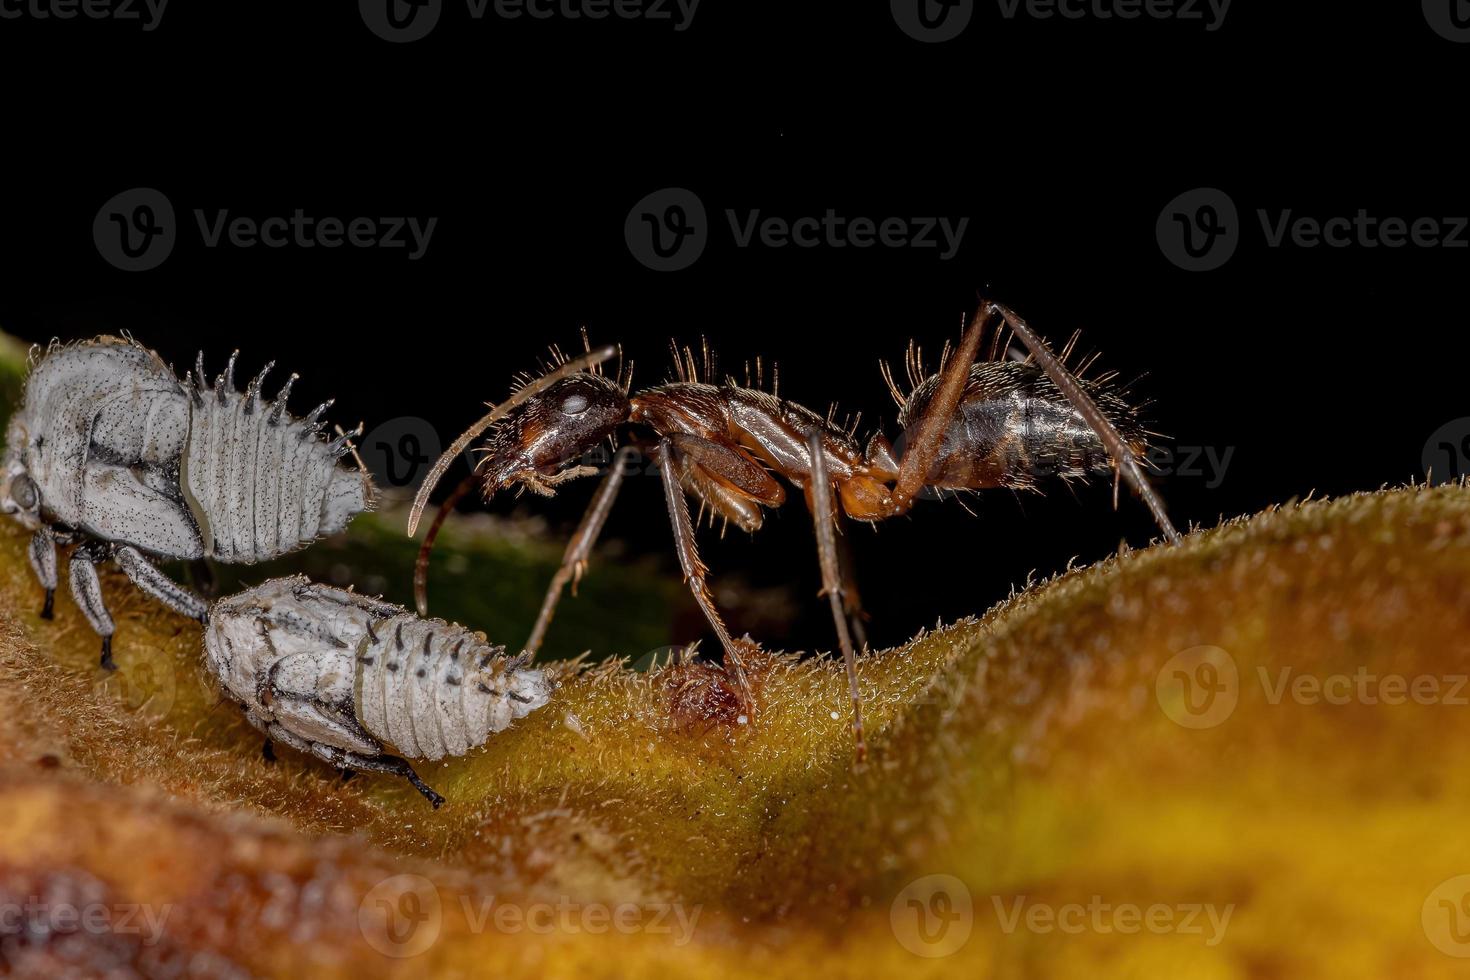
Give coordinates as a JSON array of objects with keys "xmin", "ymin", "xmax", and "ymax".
[{"xmin": 1, "ymin": 1, "xmax": 1465, "ymax": 653}]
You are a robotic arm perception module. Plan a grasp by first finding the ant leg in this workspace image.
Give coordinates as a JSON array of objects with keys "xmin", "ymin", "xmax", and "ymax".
[
  {"xmin": 68, "ymin": 542, "xmax": 117, "ymax": 670},
  {"xmin": 27, "ymin": 527, "xmax": 58, "ymax": 620},
  {"xmin": 992, "ymin": 301, "xmax": 1182, "ymax": 544},
  {"xmin": 805, "ymin": 429, "xmax": 867, "ymax": 762},
  {"xmin": 834, "ymin": 528, "xmax": 870, "ymax": 651},
  {"xmin": 890, "ymin": 304, "xmax": 997, "ymax": 514},
  {"xmin": 655, "ymin": 437, "xmax": 755, "ymax": 709},
  {"xmin": 412, "ymin": 470, "xmax": 478, "ymax": 616},
  {"xmin": 525, "ymin": 445, "xmax": 639, "ymax": 658},
  {"xmin": 115, "ymin": 546, "xmax": 209, "ymax": 622}
]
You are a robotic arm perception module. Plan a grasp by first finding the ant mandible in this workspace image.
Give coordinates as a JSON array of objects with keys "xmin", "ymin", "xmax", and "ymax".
[{"xmin": 408, "ymin": 298, "xmax": 1181, "ymax": 761}]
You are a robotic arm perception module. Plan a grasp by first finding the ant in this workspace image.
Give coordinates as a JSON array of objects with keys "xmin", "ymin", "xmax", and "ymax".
[{"xmin": 408, "ymin": 299, "xmax": 1181, "ymax": 761}]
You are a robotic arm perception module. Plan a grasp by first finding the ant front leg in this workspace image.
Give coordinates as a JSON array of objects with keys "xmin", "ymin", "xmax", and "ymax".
[
  {"xmin": 655, "ymin": 437, "xmax": 755, "ymax": 710},
  {"xmin": 524, "ymin": 445, "xmax": 639, "ymax": 658},
  {"xmin": 805, "ymin": 429, "xmax": 868, "ymax": 762}
]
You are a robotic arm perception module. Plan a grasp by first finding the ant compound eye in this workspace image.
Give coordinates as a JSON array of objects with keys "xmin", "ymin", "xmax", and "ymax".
[
  {"xmin": 10, "ymin": 473, "xmax": 37, "ymax": 510},
  {"xmin": 561, "ymin": 393, "xmax": 590, "ymax": 416}
]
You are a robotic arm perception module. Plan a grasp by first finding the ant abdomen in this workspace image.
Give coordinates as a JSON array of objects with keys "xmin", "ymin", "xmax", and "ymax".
[{"xmin": 904, "ymin": 361, "xmax": 1147, "ymax": 492}]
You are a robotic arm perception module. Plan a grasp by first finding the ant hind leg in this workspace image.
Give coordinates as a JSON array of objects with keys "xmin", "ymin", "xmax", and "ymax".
[{"xmin": 991, "ymin": 301, "xmax": 1182, "ymax": 544}]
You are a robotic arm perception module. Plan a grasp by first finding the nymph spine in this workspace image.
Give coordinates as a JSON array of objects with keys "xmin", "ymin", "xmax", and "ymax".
[{"xmin": 183, "ymin": 353, "xmax": 367, "ymax": 563}]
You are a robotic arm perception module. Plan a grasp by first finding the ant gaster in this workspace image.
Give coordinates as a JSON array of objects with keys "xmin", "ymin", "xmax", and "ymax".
[{"xmin": 408, "ymin": 299, "xmax": 1181, "ymax": 761}]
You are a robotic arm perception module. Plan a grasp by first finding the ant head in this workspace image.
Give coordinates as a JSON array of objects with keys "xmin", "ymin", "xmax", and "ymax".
[{"xmin": 475, "ymin": 373, "xmax": 631, "ymax": 492}]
